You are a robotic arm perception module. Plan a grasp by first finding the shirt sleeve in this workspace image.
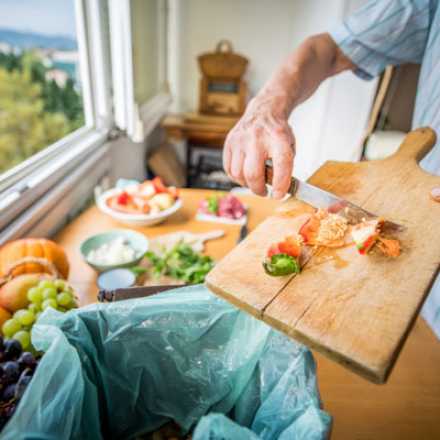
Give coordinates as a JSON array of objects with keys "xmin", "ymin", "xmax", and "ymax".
[{"xmin": 329, "ymin": 0, "xmax": 434, "ymax": 80}]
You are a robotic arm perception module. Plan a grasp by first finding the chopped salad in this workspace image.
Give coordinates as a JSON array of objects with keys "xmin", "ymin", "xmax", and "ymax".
[{"xmin": 106, "ymin": 177, "xmax": 179, "ymax": 215}]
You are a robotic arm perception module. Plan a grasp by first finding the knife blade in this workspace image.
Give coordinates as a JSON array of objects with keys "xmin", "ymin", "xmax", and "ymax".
[
  {"xmin": 237, "ymin": 222, "xmax": 248, "ymax": 243},
  {"xmin": 265, "ymin": 161, "xmax": 403, "ymax": 231}
]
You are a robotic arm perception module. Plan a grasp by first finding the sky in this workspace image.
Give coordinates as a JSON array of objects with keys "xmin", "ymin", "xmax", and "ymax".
[{"xmin": 0, "ymin": 0, "xmax": 77, "ymax": 38}]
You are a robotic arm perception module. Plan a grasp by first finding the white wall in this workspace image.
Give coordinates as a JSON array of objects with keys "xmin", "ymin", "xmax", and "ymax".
[{"xmin": 168, "ymin": 0, "xmax": 378, "ymax": 179}]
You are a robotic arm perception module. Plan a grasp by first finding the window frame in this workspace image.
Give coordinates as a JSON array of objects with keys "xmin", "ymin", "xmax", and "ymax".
[
  {"xmin": 109, "ymin": 0, "xmax": 171, "ymax": 143},
  {"xmin": 0, "ymin": 0, "xmax": 113, "ymax": 235}
]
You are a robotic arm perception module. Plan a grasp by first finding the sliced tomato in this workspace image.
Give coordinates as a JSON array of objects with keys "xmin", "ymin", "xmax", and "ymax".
[
  {"xmin": 299, "ymin": 215, "xmax": 321, "ymax": 244},
  {"xmin": 357, "ymin": 235, "xmax": 377, "ymax": 255},
  {"xmin": 267, "ymin": 243, "xmax": 282, "ymax": 258},
  {"xmin": 117, "ymin": 192, "xmax": 129, "ymax": 205},
  {"xmin": 152, "ymin": 176, "xmax": 167, "ymax": 193},
  {"xmin": 278, "ymin": 236, "xmax": 302, "ymax": 258}
]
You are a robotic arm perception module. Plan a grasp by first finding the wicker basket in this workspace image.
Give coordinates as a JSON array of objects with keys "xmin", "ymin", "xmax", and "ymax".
[{"xmin": 198, "ymin": 40, "xmax": 248, "ymax": 80}]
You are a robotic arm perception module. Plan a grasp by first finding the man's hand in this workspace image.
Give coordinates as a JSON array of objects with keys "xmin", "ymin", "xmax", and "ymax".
[
  {"xmin": 223, "ymin": 33, "xmax": 355, "ymax": 199},
  {"xmin": 223, "ymin": 95, "xmax": 295, "ymax": 199}
]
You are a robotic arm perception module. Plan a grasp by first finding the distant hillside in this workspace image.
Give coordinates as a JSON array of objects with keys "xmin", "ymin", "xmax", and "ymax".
[{"xmin": 0, "ymin": 28, "xmax": 77, "ymax": 51}]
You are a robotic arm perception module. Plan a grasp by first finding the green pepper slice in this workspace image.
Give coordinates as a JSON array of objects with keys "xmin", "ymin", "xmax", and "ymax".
[{"xmin": 263, "ymin": 253, "xmax": 301, "ymax": 277}]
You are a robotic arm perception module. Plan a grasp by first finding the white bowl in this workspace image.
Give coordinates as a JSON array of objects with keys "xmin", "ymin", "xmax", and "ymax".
[{"xmin": 97, "ymin": 188, "xmax": 182, "ymax": 226}]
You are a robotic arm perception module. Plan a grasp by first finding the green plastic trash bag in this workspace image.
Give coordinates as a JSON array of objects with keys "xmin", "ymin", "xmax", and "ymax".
[{"xmin": 2, "ymin": 285, "xmax": 331, "ymax": 439}]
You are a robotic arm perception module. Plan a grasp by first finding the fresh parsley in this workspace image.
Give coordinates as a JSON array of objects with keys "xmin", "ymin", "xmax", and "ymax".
[{"xmin": 145, "ymin": 243, "xmax": 214, "ymax": 284}]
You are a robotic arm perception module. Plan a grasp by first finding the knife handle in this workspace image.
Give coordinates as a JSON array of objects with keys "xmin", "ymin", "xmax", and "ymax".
[{"xmin": 265, "ymin": 159, "xmax": 298, "ymax": 196}]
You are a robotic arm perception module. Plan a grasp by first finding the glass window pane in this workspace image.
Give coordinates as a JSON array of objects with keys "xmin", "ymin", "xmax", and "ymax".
[
  {"xmin": 0, "ymin": 0, "xmax": 85, "ymax": 174},
  {"xmin": 131, "ymin": 0, "xmax": 167, "ymax": 104}
]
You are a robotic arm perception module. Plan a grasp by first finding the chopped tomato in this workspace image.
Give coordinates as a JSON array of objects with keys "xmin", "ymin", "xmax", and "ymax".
[
  {"xmin": 267, "ymin": 243, "xmax": 282, "ymax": 258},
  {"xmin": 117, "ymin": 192, "xmax": 129, "ymax": 205},
  {"xmin": 152, "ymin": 176, "xmax": 167, "ymax": 193},
  {"xmin": 299, "ymin": 215, "xmax": 321, "ymax": 244},
  {"xmin": 278, "ymin": 235, "xmax": 302, "ymax": 258},
  {"xmin": 327, "ymin": 201, "xmax": 347, "ymax": 214},
  {"xmin": 357, "ymin": 235, "xmax": 376, "ymax": 255}
]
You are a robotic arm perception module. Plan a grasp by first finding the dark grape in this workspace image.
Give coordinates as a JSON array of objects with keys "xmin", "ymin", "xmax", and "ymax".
[
  {"xmin": 1, "ymin": 384, "xmax": 16, "ymax": 401},
  {"xmin": 0, "ymin": 335, "xmax": 4, "ymax": 351},
  {"xmin": 4, "ymin": 340, "xmax": 22, "ymax": 360},
  {"xmin": 18, "ymin": 352, "xmax": 36, "ymax": 370},
  {"xmin": 15, "ymin": 369, "xmax": 32, "ymax": 399},
  {"xmin": 2, "ymin": 362, "xmax": 20, "ymax": 384},
  {"xmin": 3, "ymin": 404, "xmax": 16, "ymax": 418}
]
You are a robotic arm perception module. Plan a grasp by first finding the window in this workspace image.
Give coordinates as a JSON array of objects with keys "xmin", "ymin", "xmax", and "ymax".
[
  {"xmin": 109, "ymin": 0, "xmax": 170, "ymax": 141},
  {"xmin": 0, "ymin": 0, "xmax": 85, "ymax": 174},
  {"xmin": 0, "ymin": 0, "xmax": 170, "ymax": 241},
  {"xmin": 0, "ymin": 0, "xmax": 112, "ymax": 239}
]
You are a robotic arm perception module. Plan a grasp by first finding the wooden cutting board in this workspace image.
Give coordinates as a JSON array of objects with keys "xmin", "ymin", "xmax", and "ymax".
[{"xmin": 206, "ymin": 128, "xmax": 440, "ymax": 383}]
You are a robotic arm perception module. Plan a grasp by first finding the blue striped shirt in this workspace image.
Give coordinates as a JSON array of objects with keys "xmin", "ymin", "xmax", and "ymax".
[{"xmin": 330, "ymin": 0, "xmax": 440, "ymax": 339}]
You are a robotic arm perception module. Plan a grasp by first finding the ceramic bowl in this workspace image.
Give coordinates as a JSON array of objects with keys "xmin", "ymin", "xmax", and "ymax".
[
  {"xmin": 80, "ymin": 229, "xmax": 149, "ymax": 272},
  {"xmin": 96, "ymin": 188, "xmax": 182, "ymax": 227}
]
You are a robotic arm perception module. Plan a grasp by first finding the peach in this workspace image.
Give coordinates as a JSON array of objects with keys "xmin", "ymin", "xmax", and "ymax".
[{"xmin": 0, "ymin": 274, "xmax": 46, "ymax": 312}]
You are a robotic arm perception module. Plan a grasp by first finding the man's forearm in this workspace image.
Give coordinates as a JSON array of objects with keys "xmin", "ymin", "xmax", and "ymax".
[{"xmin": 255, "ymin": 33, "xmax": 355, "ymax": 117}]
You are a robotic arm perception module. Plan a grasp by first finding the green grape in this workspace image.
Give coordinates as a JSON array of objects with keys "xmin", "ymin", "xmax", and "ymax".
[
  {"xmin": 35, "ymin": 312, "xmax": 42, "ymax": 321},
  {"xmin": 54, "ymin": 279, "xmax": 66, "ymax": 291},
  {"xmin": 14, "ymin": 309, "xmax": 35, "ymax": 326},
  {"xmin": 57, "ymin": 291, "xmax": 72, "ymax": 307},
  {"xmin": 13, "ymin": 330, "xmax": 31, "ymax": 350},
  {"xmin": 28, "ymin": 303, "xmax": 40, "ymax": 314},
  {"xmin": 42, "ymin": 298, "xmax": 58, "ymax": 310},
  {"xmin": 38, "ymin": 280, "xmax": 54, "ymax": 290},
  {"xmin": 42, "ymin": 287, "xmax": 57, "ymax": 300},
  {"xmin": 2, "ymin": 318, "xmax": 22, "ymax": 337},
  {"xmin": 27, "ymin": 286, "xmax": 43, "ymax": 304},
  {"xmin": 58, "ymin": 307, "xmax": 67, "ymax": 313},
  {"xmin": 68, "ymin": 299, "xmax": 78, "ymax": 310}
]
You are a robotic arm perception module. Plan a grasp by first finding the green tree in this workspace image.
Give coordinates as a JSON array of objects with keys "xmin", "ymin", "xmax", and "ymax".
[
  {"xmin": 0, "ymin": 67, "xmax": 70, "ymax": 173},
  {"xmin": 0, "ymin": 50, "xmax": 84, "ymax": 173}
]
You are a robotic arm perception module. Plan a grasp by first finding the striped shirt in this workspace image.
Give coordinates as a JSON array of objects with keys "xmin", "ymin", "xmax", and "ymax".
[{"xmin": 330, "ymin": 0, "xmax": 440, "ymax": 339}]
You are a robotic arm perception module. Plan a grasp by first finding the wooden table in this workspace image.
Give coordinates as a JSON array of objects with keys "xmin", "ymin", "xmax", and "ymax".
[
  {"xmin": 55, "ymin": 189, "xmax": 277, "ymax": 305},
  {"xmin": 161, "ymin": 113, "xmax": 239, "ymax": 184},
  {"xmin": 55, "ymin": 188, "xmax": 440, "ymax": 439}
]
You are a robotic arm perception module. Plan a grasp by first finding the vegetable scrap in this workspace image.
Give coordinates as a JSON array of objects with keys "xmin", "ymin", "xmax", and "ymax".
[{"xmin": 263, "ymin": 208, "xmax": 401, "ymax": 277}]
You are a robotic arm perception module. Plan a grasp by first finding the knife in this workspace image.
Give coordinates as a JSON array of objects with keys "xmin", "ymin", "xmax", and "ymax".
[
  {"xmin": 237, "ymin": 222, "xmax": 248, "ymax": 243},
  {"xmin": 265, "ymin": 160, "xmax": 403, "ymax": 231}
]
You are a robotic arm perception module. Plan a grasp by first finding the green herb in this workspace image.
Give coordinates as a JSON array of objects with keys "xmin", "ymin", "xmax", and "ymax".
[
  {"xmin": 145, "ymin": 243, "xmax": 214, "ymax": 284},
  {"xmin": 263, "ymin": 254, "xmax": 300, "ymax": 277},
  {"xmin": 207, "ymin": 196, "xmax": 219, "ymax": 214},
  {"xmin": 130, "ymin": 266, "xmax": 147, "ymax": 276}
]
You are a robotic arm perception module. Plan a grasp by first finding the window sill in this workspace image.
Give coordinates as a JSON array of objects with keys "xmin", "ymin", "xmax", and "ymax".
[{"xmin": 0, "ymin": 128, "xmax": 109, "ymax": 240}]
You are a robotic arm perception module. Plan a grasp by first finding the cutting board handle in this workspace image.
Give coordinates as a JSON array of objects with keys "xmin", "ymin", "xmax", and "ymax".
[{"xmin": 391, "ymin": 127, "xmax": 436, "ymax": 164}]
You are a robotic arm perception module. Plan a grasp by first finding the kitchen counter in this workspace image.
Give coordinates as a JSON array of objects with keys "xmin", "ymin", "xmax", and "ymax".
[{"xmin": 55, "ymin": 188, "xmax": 440, "ymax": 439}]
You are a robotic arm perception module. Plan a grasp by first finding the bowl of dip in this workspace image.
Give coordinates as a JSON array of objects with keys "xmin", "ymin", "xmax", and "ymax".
[{"xmin": 80, "ymin": 229, "xmax": 149, "ymax": 272}]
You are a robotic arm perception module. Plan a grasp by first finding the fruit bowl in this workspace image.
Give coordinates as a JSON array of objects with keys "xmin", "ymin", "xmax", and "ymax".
[{"xmin": 97, "ymin": 188, "xmax": 182, "ymax": 227}]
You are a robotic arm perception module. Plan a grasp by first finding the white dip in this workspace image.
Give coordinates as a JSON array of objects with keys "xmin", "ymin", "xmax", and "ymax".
[{"xmin": 87, "ymin": 237, "xmax": 137, "ymax": 265}]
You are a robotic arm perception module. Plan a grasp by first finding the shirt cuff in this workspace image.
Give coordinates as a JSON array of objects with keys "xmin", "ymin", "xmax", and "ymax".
[{"xmin": 329, "ymin": 24, "xmax": 379, "ymax": 81}]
